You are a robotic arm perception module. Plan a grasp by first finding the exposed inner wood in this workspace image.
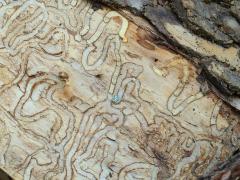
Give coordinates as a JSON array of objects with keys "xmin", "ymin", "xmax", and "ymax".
[
  {"xmin": 95, "ymin": 0, "xmax": 240, "ymax": 111},
  {"xmin": 0, "ymin": 0, "xmax": 239, "ymax": 179}
]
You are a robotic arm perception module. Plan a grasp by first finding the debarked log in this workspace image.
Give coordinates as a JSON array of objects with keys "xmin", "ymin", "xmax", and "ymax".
[{"xmin": 94, "ymin": 0, "xmax": 240, "ymax": 111}]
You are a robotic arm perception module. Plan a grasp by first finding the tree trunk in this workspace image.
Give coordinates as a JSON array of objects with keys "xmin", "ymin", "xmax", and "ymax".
[{"xmin": 0, "ymin": 0, "xmax": 239, "ymax": 179}]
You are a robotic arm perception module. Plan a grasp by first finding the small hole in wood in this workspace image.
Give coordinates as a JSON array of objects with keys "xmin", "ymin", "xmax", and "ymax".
[{"xmin": 95, "ymin": 74, "xmax": 102, "ymax": 79}]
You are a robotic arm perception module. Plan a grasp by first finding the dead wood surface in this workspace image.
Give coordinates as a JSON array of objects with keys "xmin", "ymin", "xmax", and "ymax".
[{"xmin": 95, "ymin": 0, "xmax": 240, "ymax": 111}]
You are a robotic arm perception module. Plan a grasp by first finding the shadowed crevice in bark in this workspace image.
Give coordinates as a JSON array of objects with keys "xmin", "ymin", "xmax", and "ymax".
[{"xmin": 0, "ymin": 169, "xmax": 12, "ymax": 180}]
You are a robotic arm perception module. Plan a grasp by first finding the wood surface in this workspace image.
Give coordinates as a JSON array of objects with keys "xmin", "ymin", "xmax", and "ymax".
[
  {"xmin": 96, "ymin": 0, "xmax": 240, "ymax": 111},
  {"xmin": 0, "ymin": 0, "xmax": 239, "ymax": 179}
]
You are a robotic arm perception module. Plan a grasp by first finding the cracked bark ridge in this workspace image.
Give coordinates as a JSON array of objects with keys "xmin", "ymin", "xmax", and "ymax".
[
  {"xmin": 171, "ymin": 0, "xmax": 240, "ymax": 46},
  {"xmin": 94, "ymin": 0, "xmax": 240, "ymax": 111}
]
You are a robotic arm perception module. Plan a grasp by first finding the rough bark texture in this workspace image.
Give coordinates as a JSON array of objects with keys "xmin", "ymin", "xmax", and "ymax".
[
  {"xmin": 94, "ymin": 0, "xmax": 240, "ymax": 111},
  {"xmin": 0, "ymin": 0, "xmax": 239, "ymax": 180}
]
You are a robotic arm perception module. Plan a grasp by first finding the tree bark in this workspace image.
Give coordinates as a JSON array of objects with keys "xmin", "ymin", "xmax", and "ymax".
[{"xmin": 0, "ymin": 0, "xmax": 239, "ymax": 179}]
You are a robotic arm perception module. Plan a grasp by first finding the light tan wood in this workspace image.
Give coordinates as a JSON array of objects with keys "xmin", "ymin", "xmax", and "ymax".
[{"xmin": 0, "ymin": 0, "xmax": 239, "ymax": 179}]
